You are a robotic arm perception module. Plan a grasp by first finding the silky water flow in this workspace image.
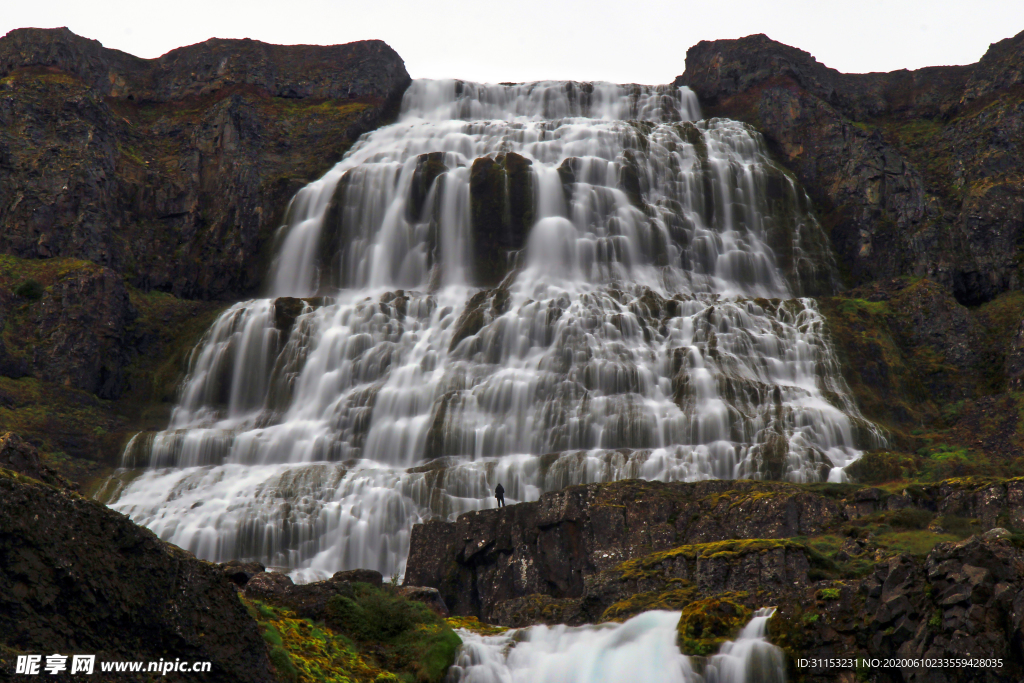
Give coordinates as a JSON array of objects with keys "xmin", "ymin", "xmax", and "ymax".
[
  {"xmin": 445, "ymin": 608, "xmax": 786, "ymax": 683},
  {"xmin": 97, "ymin": 79, "xmax": 885, "ymax": 580}
]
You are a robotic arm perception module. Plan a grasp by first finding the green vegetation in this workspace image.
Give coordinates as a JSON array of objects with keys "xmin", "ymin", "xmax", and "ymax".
[
  {"xmin": 616, "ymin": 538, "xmax": 803, "ymax": 580},
  {"xmin": 444, "ymin": 617, "xmax": 508, "ymax": 636},
  {"xmin": 0, "ymin": 253, "xmax": 225, "ymax": 490},
  {"xmin": 816, "ymin": 588, "xmax": 840, "ymax": 601},
  {"xmin": 247, "ymin": 599, "xmax": 384, "ymax": 683},
  {"xmin": 247, "ymin": 584, "xmax": 460, "ymax": 683},
  {"xmin": 823, "ymin": 280, "xmax": 1024, "ymax": 482},
  {"xmin": 13, "ymin": 279, "xmax": 43, "ymax": 300},
  {"xmin": 324, "ymin": 583, "xmax": 461, "ymax": 683}
]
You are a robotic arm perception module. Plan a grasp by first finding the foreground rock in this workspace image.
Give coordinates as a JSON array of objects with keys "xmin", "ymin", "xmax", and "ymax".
[
  {"xmin": 404, "ymin": 479, "xmax": 915, "ymax": 619},
  {"xmin": 406, "ymin": 477, "xmax": 1024, "ymax": 681},
  {"xmin": 0, "ymin": 469, "xmax": 273, "ymax": 682}
]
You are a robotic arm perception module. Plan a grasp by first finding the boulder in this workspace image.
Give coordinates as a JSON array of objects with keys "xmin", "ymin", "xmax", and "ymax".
[
  {"xmin": 398, "ymin": 586, "xmax": 450, "ymax": 617},
  {"xmin": 332, "ymin": 568, "xmax": 384, "ymax": 588},
  {"xmin": 219, "ymin": 560, "xmax": 266, "ymax": 587},
  {"xmin": 0, "ymin": 469, "xmax": 274, "ymax": 682},
  {"xmin": 242, "ymin": 568, "xmax": 385, "ymax": 620},
  {"xmin": 243, "ymin": 571, "xmax": 295, "ymax": 601}
]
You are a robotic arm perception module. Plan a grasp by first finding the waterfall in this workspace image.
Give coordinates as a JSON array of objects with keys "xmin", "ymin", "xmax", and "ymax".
[
  {"xmin": 446, "ymin": 609, "xmax": 786, "ymax": 683},
  {"xmin": 98, "ymin": 79, "xmax": 884, "ymax": 579}
]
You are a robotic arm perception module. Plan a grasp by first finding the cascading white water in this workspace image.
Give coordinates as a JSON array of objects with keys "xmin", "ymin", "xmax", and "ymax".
[
  {"xmin": 98, "ymin": 79, "xmax": 884, "ymax": 579},
  {"xmin": 445, "ymin": 608, "xmax": 785, "ymax": 683}
]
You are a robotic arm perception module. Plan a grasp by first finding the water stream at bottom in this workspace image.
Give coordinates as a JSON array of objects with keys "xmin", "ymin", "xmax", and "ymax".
[{"xmin": 446, "ymin": 609, "xmax": 784, "ymax": 683}]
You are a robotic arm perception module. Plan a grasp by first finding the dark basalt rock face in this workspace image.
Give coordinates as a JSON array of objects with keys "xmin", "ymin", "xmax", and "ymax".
[
  {"xmin": 771, "ymin": 534, "xmax": 1024, "ymax": 683},
  {"xmin": 0, "ymin": 27, "xmax": 411, "ymax": 301},
  {"xmin": 0, "ymin": 27, "xmax": 409, "ymax": 103},
  {"xmin": 405, "ymin": 479, "xmax": 850, "ymax": 620},
  {"xmin": 0, "ymin": 263, "xmax": 138, "ymax": 399},
  {"xmin": 0, "ymin": 469, "xmax": 274, "ymax": 682},
  {"xmin": 470, "ymin": 152, "xmax": 533, "ymax": 286},
  {"xmin": 678, "ymin": 31, "xmax": 1024, "ymax": 305},
  {"xmin": 0, "ymin": 27, "xmax": 410, "ymax": 474}
]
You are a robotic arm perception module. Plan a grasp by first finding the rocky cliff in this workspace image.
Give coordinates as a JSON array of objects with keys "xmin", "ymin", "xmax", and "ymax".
[
  {"xmin": 0, "ymin": 27, "xmax": 410, "ymax": 300},
  {"xmin": 0, "ymin": 465, "xmax": 461, "ymax": 682},
  {"xmin": 0, "ymin": 28, "xmax": 410, "ymax": 483},
  {"xmin": 674, "ymin": 30, "xmax": 1024, "ymax": 481},
  {"xmin": 405, "ymin": 477, "xmax": 1024, "ymax": 682},
  {"xmin": 677, "ymin": 31, "xmax": 1024, "ymax": 307}
]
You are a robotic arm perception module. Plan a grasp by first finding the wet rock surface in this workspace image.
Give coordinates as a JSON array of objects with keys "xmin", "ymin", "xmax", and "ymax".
[
  {"xmin": 0, "ymin": 469, "xmax": 274, "ymax": 682},
  {"xmin": 469, "ymin": 152, "xmax": 533, "ymax": 285}
]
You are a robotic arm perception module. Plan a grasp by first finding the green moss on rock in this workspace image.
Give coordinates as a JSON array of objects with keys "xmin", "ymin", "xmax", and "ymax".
[
  {"xmin": 617, "ymin": 538, "xmax": 803, "ymax": 580},
  {"xmin": 676, "ymin": 594, "xmax": 751, "ymax": 656},
  {"xmin": 601, "ymin": 583, "xmax": 698, "ymax": 622}
]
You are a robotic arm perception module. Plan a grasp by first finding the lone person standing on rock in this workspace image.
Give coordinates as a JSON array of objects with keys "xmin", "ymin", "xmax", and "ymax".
[{"xmin": 495, "ymin": 483, "xmax": 505, "ymax": 508}]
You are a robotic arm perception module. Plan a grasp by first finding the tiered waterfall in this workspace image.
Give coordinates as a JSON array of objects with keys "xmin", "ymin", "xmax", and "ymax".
[{"xmin": 98, "ymin": 79, "xmax": 884, "ymax": 579}]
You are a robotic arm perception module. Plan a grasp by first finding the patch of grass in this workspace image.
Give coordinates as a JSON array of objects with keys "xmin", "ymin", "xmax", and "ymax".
[
  {"xmin": 616, "ymin": 539, "xmax": 803, "ymax": 580},
  {"xmin": 888, "ymin": 508, "xmax": 933, "ymax": 530},
  {"xmin": 247, "ymin": 598, "xmax": 389, "ymax": 683},
  {"xmin": 323, "ymin": 583, "xmax": 461, "ymax": 683},
  {"xmin": 846, "ymin": 450, "xmax": 921, "ymax": 484},
  {"xmin": 817, "ymin": 588, "xmax": 840, "ymax": 601},
  {"xmin": 937, "ymin": 514, "xmax": 978, "ymax": 536}
]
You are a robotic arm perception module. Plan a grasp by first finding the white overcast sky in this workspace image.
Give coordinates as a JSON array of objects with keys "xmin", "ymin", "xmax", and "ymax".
[{"xmin": 3, "ymin": 1, "xmax": 1023, "ymax": 84}]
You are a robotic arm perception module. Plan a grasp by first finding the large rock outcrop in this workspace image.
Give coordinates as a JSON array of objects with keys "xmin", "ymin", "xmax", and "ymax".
[
  {"xmin": 0, "ymin": 468, "xmax": 274, "ymax": 682},
  {"xmin": 0, "ymin": 27, "xmax": 411, "ymax": 301},
  {"xmin": 770, "ymin": 533, "xmax": 1024, "ymax": 683},
  {"xmin": 678, "ymin": 31, "xmax": 1024, "ymax": 305},
  {"xmin": 0, "ymin": 28, "xmax": 410, "ymax": 479},
  {"xmin": 407, "ymin": 477, "xmax": 1024, "ymax": 682},
  {"xmin": 406, "ymin": 477, "xmax": 1024, "ymax": 622}
]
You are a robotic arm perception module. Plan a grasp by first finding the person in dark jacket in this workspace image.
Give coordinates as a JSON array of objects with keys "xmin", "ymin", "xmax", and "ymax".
[{"xmin": 495, "ymin": 483, "xmax": 505, "ymax": 508}]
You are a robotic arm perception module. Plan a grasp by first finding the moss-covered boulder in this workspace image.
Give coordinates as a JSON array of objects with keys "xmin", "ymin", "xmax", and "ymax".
[{"xmin": 675, "ymin": 594, "xmax": 751, "ymax": 655}]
